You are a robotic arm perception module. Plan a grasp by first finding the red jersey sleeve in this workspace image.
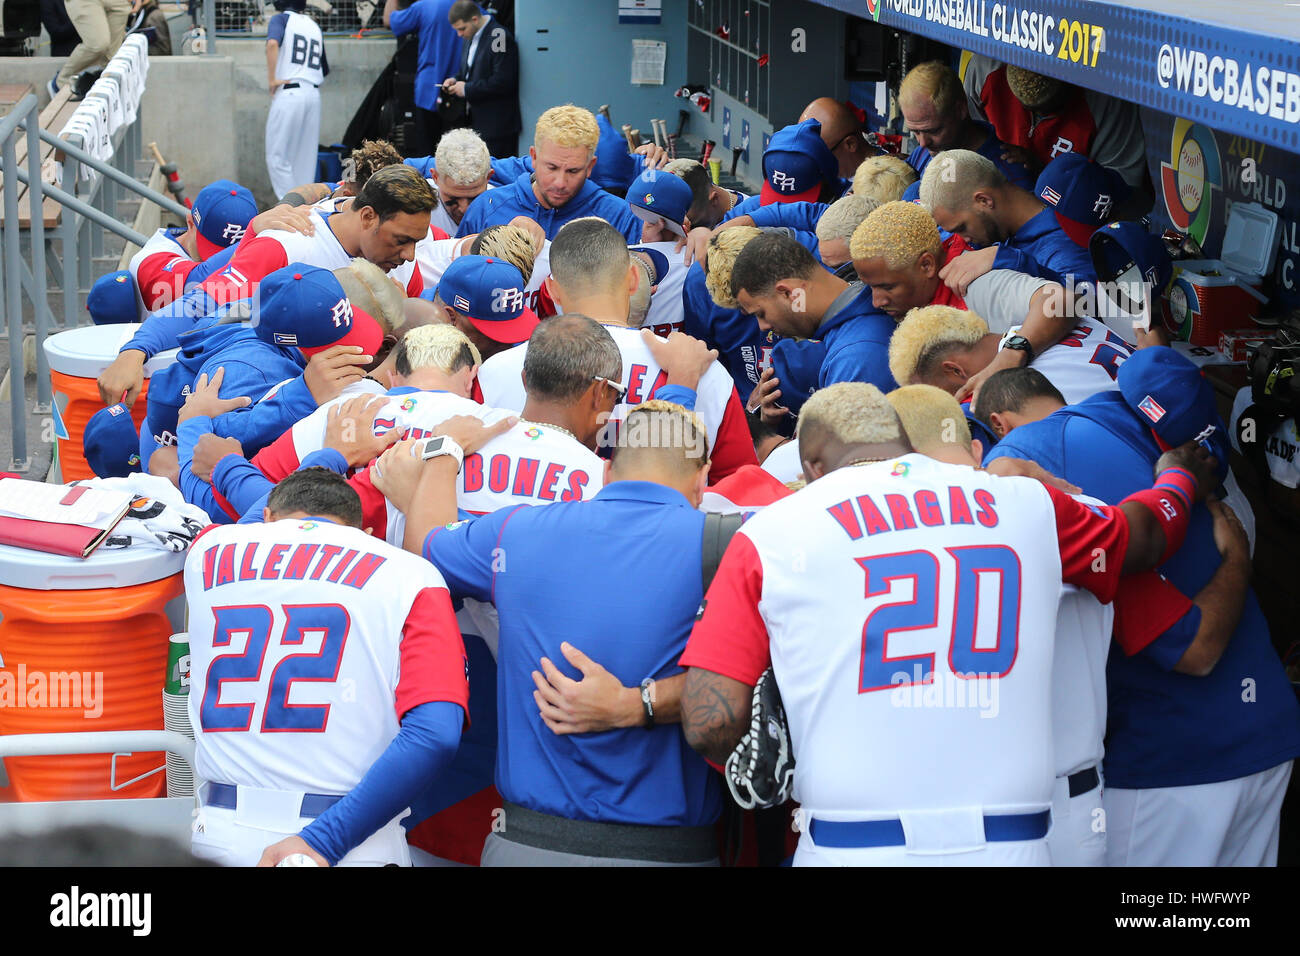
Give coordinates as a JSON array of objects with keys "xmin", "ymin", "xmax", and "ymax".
[
  {"xmin": 200, "ymin": 236, "xmax": 289, "ymax": 300},
  {"xmin": 347, "ymin": 467, "xmax": 391, "ymax": 541},
  {"xmin": 679, "ymin": 532, "xmax": 771, "ymax": 686},
  {"xmin": 1043, "ymin": 483, "xmax": 1130, "ymax": 606},
  {"xmin": 1111, "ymin": 570, "xmax": 1194, "ymax": 656},
  {"xmin": 251, "ymin": 428, "xmax": 302, "ymax": 483},
  {"xmin": 135, "ymin": 251, "xmax": 197, "ymax": 312},
  {"xmin": 707, "ymin": 386, "xmax": 760, "ymax": 482},
  {"xmin": 404, "ymin": 267, "xmax": 423, "ymax": 298},
  {"xmin": 395, "ymin": 586, "xmax": 470, "ymax": 720}
]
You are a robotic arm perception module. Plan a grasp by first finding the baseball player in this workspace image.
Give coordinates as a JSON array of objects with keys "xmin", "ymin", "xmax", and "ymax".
[
  {"xmin": 265, "ymin": 0, "xmax": 329, "ymax": 200},
  {"xmin": 185, "ymin": 467, "xmax": 469, "ymax": 867},
  {"xmin": 628, "ymin": 243, "xmax": 688, "ymax": 337},
  {"xmin": 680, "ymin": 381, "xmax": 1218, "ymax": 866},
  {"xmin": 888, "ymin": 305, "xmax": 1134, "ymax": 407},
  {"xmin": 128, "ymin": 179, "xmax": 257, "ymax": 317}
]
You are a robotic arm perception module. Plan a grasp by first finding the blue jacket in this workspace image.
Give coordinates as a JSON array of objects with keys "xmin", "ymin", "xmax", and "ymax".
[
  {"xmin": 747, "ymin": 201, "xmax": 827, "ymax": 234},
  {"xmin": 455, "ymin": 171, "xmax": 642, "ymax": 242},
  {"xmin": 991, "ymin": 207, "xmax": 1097, "ymax": 285},
  {"xmin": 985, "ymin": 393, "xmax": 1300, "ymax": 788},
  {"xmin": 907, "ymin": 122, "xmax": 1036, "ymax": 190},
  {"xmin": 681, "ymin": 263, "xmax": 779, "ymax": 406}
]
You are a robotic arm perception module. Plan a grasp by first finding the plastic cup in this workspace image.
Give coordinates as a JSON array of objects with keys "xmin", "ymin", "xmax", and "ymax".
[
  {"xmin": 709, "ymin": 158, "xmax": 722, "ymax": 184},
  {"xmin": 165, "ymin": 634, "xmax": 190, "ymax": 696}
]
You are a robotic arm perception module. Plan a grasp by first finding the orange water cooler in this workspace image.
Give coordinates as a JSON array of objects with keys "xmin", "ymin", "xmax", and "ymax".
[
  {"xmin": 0, "ymin": 542, "xmax": 186, "ymax": 802},
  {"xmin": 44, "ymin": 324, "xmax": 178, "ymax": 482}
]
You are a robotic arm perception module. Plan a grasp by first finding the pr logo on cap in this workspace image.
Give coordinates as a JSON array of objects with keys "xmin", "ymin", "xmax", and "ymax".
[
  {"xmin": 223, "ymin": 223, "xmax": 246, "ymax": 242},
  {"xmin": 771, "ymin": 170, "xmax": 797, "ymax": 192},
  {"xmin": 1138, "ymin": 395, "xmax": 1167, "ymax": 423},
  {"xmin": 330, "ymin": 298, "xmax": 353, "ymax": 328}
]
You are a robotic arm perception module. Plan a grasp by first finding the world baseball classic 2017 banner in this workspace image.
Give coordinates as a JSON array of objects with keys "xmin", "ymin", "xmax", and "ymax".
[{"xmin": 811, "ymin": 0, "xmax": 1300, "ymax": 157}]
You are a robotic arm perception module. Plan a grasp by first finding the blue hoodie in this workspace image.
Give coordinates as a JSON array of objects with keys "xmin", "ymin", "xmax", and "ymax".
[
  {"xmin": 455, "ymin": 171, "xmax": 643, "ymax": 242},
  {"xmin": 991, "ymin": 207, "xmax": 1097, "ymax": 285}
]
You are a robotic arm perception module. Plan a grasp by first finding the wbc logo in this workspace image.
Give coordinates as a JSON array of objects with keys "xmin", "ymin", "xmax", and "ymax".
[
  {"xmin": 330, "ymin": 298, "xmax": 353, "ymax": 328},
  {"xmin": 770, "ymin": 170, "xmax": 797, "ymax": 192}
]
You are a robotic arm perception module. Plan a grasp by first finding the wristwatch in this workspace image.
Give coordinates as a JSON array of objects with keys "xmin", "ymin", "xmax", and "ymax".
[
  {"xmin": 418, "ymin": 436, "xmax": 465, "ymax": 473},
  {"xmin": 640, "ymin": 678, "xmax": 656, "ymax": 729},
  {"xmin": 1001, "ymin": 334, "xmax": 1035, "ymax": 364}
]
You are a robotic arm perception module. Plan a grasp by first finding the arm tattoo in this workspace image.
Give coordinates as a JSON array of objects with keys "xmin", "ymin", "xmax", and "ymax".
[{"xmin": 682, "ymin": 668, "xmax": 749, "ymax": 766}]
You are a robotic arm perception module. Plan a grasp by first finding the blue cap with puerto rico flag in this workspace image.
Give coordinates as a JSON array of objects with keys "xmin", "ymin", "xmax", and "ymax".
[
  {"xmin": 436, "ymin": 254, "xmax": 539, "ymax": 344},
  {"xmin": 252, "ymin": 263, "xmax": 383, "ymax": 357},
  {"xmin": 1036, "ymin": 153, "xmax": 1131, "ymax": 247},
  {"xmin": 191, "ymin": 179, "xmax": 258, "ymax": 260}
]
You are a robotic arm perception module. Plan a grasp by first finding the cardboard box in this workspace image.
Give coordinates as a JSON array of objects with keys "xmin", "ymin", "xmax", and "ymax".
[{"xmin": 1218, "ymin": 328, "xmax": 1276, "ymax": 363}]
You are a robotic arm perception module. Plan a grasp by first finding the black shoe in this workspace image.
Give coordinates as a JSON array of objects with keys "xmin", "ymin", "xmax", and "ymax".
[{"xmin": 70, "ymin": 68, "xmax": 102, "ymax": 101}]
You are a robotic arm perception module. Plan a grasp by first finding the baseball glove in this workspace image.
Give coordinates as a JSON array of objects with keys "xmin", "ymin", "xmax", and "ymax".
[{"xmin": 724, "ymin": 667, "xmax": 795, "ymax": 810}]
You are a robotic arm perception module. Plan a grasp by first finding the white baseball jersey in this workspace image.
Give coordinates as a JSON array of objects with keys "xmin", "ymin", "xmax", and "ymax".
[
  {"xmin": 684, "ymin": 455, "xmax": 1133, "ymax": 854},
  {"xmin": 629, "ymin": 240, "xmax": 689, "ymax": 337},
  {"xmin": 184, "ymin": 518, "xmax": 468, "ymax": 795},
  {"xmin": 1052, "ymin": 583, "xmax": 1112, "ymax": 778},
  {"xmin": 273, "ymin": 11, "xmax": 326, "ymax": 87},
  {"xmin": 1003, "ymin": 316, "xmax": 1135, "ymax": 406},
  {"xmin": 202, "ymin": 209, "xmax": 423, "ymax": 301},
  {"xmin": 414, "ymin": 234, "xmax": 546, "ymax": 306},
  {"xmin": 476, "ymin": 323, "xmax": 733, "ymax": 456},
  {"xmin": 128, "ymin": 227, "xmax": 195, "ymax": 317}
]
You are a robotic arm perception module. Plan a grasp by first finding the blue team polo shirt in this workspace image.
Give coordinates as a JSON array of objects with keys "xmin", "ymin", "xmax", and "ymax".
[
  {"xmin": 388, "ymin": 0, "xmax": 462, "ymax": 113},
  {"xmin": 423, "ymin": 480, "xmax": 723, "ymax": 826},
  {"xmin": 986, "ymin": 394, "xmax": 1300, "ymax": 789}
]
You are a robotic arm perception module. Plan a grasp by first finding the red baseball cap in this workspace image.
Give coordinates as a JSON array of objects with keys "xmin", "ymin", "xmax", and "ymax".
[{"xmin": 300, "ymin": 306, "xmax": 384, "ymax": 358}]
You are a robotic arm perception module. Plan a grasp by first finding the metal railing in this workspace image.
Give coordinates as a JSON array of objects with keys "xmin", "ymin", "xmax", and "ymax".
[{"xmin": 0, "ymin": 58, "xmax": 187, "ymax": 472}]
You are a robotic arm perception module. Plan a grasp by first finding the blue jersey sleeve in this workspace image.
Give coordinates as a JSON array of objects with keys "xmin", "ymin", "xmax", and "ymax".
[
  {"xmin": 178, "ymin": 415, "xmax": 234, "ymax": 522},
  {"xmin": 721, "ymin": 194, "xmax": 763, "ymax": 223},
  {"xmin": 423, "ymin": 505, "xmax": 529, "ymax": 602},
  {"xmin": 386, "ymin": 3, "xmax": 419, "ymax": 38},
  {"xmin": 186, "ymin": 246, "xmax": 236, "ymax": 288},
  {"xmin": 748, "ymin": 202, "xmax": 827, "ymax": 233},
  {"xmin": 300, "ymin": 700, "xmax": 463, "ymax": 866},
  {"xmin": 122, "ymin": 289, "xmax": 218, "ymax": 358},
  {"xmin": 1138, "ymin": 605, "xmax": 1202, "ymax": 672},
  {"xmin": 267, "ymin": 11, "xmax": 287, "ymax": 44},
  {"xmin": 490, "ymin": 155, "xmax": 532, "ymax": 181},
  {"xmin": 207, "ymin": 368, "xmax": 318, "ymax": 454},
  {"xmin": 404, "ymin": 156, "xmax": 436, "ymax": 178},
  {"xmin": 655, "ymin": 385, "xmax": 697, "ymax": 410},
  {"xmin": 233, "ymin": 448, "xmax": 349, "ymax": 524}
]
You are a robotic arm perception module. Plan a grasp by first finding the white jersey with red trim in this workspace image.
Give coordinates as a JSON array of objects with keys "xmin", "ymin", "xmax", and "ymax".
[
  {"xmin": 684, "ymin": 454, "xmax": 1132, "ymax": 830},
  {"xmin": 429, "ymin": 181, "xmax": 496, "ymax": 238},
  {"xmin": 629, "ymin": 240, "xmax": 689, "ymax": 337},
  {"xmin": 184, "ymin": 518, "xmax": 468, "ymax": 795},
  {"xmin": 128, "ymin": 227, "xmax": 195, "ymax": 317},
  {"xmin": 414, "ymin": 235, "xmax": 547, "ymax": 308},
  {"xmin": 1053, "ymin": 581, "xmax": 1112, "ymax": 778},
  {"xmin": 476, "ymin": 323, "xmax": 733, "ymax": 456},
  {"xmin": 1005, "ymin": 316, "xmax": 1134, "ymax": 406},
  {"xmin": 202, "ymin": 209, "xmax": 424, "ymax": 301}
]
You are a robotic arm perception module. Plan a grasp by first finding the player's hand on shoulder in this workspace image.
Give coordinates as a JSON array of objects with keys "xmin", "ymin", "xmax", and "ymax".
[
  {"xmin": 371, "ymin": 438, "xmax": 427, "ymax": 513},
  {"xmin": 938, "ymin": 245, "xmax": 997, "ymax": 298},
  {"xmin": 532, "ymin": 642, "xmax": 643, "ymax": 734},
  {"xmin": 982, "ymin": 456, "xmax": 1082, "ymax": 495},
  {"xmin": 257, "ymin": 835, "xmax": 329, "ymax": 868},
  {"xmin": 645, "ymin": 329, "xmax": 717, "ymax": 391},
  {"xmin": 681, "ymin": 226, "xmax": 714, "ymax": 268},
  {"xmin": 1207, "ymin": 498, "xmax": 1249, "ymax": 561},
  {"xmin": 191, "ymin": 434, "xmax": 245, "ymax": 483},
  {"xmin": 249, "ymin": 203, "xmax": 316, "ymax": 238},
  {"xmin": 304, "ymin": 345, "xmax": 372, "ymax": 405},
  {"xmin": 1155, "ymin": 440, "xmax": 1220, "ymax": 502},
  {"xmin": 324, "ymin": 393, "xmax": 399, "ymax": 467},
  {"xmin": 178, "ymin": 367, "xmax": 252, "ymax": 425},
  {"xmin": 432, "ymin": 413, "xmax": 518, "ymax": 455}
]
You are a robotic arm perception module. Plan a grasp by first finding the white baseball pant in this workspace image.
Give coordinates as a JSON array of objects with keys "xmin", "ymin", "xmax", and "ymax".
[
  {"xmin": 1047, "ymin": 772, "xmax": 1106, "ymax": 867},
  {"xmin": 1103, "ymin": 760, "xmax": 1293, "ymax": 866},
  {"xmin": 265, "ymin": 84, "xmax": 321, "ymax": 200}
]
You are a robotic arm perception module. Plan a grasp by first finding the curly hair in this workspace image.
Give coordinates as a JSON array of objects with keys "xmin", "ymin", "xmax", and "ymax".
[
  {"xmin": 849, "ymin": 201, "xmax": 942, "ymax": 271},
  {"xmin": 888, "ymin": 304, "xmax": 988, "ymax": 386},
  {"xmin": 346, "ymin": 140, "xmax": 403, "ymax": 189}
]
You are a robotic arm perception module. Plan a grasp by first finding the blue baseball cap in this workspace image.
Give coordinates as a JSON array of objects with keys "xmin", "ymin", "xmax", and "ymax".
[
  {"xmin": 629, "ymin": 245, "xmax": 671, "ymax": 287},
  {"xmin": 1117, "ymin": 346, "xmax": 1230, "ymax": 485},
  {"xmin": 761, "ymin": 119, "xmax": 840, "ymax": 205},
  {"xmin": 626, "ymin": 169, "xmax": 693, "ymax": 236},
  {"xmin": 1036, "ymin": 153, "xmax": 1131, "ymax": 247},
  {"xmin": 84, "ymin": 403, "xmax": 142, "ymax": 478},
  {"xmin": 192, "ymin": 179, "xmax": 257, "ymax": 259},
  {"xmin": 87, "ymin": 270, "xmax": 138, "ymax": 324},
  {"xmin": 1090, "ymin": 221, "xmax": 1173, "ymax": 315},
  {"xmin": 436, "ymin": 254, "xmax": 539, "ymax": 344},
  {"xmin": 592, "ymin": 114, "xmax": 637, "ymax": 191},
  {"xmin": 253, "ymin": 263, "xmax": 383, "ymax": 357}
]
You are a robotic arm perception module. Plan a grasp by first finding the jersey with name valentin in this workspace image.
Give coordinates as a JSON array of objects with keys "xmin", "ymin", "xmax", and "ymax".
[
  {"xmin": 476, "ymin": 323, "xmax": 737, "ymax": 463},
  {"xmin": 201, "ymin": 210, "xmax": 423, "ymax": 302},
  {"xmin": 271, "ymin": 11, "xmax": 326, "ymax": 87},
  {"xmin": 184, "ymin": 518, "xmax": 468, "ymax": 795},
  {"xmin": 682, "ymin": 454, "xmax": 1132, "ymax": 818},
  {"xmin": 129, "ymin": 227, "xmax": 197, "ymax": 317}
]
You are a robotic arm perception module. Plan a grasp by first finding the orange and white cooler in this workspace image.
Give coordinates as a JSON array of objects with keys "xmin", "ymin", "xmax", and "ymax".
[
  {"xmin": 44, "ymin": 324, "xmax": 178, "ymax": 482},
  {"xmin": 0, "ymin": 541, "xmax": 186, "ymax": 802}
]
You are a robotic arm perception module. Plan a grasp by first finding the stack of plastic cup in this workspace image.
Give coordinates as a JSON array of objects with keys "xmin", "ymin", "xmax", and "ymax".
[{"xmin": 163, "ymin": 633, "xmax": 194, "ymax": 798}]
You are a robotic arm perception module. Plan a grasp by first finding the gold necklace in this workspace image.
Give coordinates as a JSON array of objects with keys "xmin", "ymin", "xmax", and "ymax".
[{"xmin": 844, "ymin": 457, "xmax": 888, "ymax": 468}]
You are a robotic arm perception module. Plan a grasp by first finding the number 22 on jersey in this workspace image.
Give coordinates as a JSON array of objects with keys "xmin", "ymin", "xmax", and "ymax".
[
  {"xmin": 857, "ymin": 545, "xmax": 1022, "ymax": 693},
  {"xmin": 201, "ymin": 603, "xmax": 349, "ymax": 733}
]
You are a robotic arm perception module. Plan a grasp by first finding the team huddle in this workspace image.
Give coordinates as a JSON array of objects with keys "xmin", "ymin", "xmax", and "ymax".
[{"xmin": 79, "ymin": 59, "xmax": 1300, "ymax": 867}]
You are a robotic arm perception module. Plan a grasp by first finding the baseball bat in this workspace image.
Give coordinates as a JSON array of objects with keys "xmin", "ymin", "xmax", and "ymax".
[
  {"xmin": 630, "ymin": 128, "xmax": 641, "ymax": 149},
  {"xmin": 666, "ymin": 132, "xmax": 678, "ymax": 160},
  {"xmin": 622, "ymin": 124, "xmax": 637, "ymax": 152},
  {"xmin": 675, "ymin": 109, "xmax": 690, "ymax": 140},
  {"xmin": 149, "ymin": 141, "xmax": 191, "ymax": 208},
  {"xmin": 658, "ymin": 119, "xmax": 671, "ymax": 151},
  {"xmin": 599, "ymin": 104, "xmax": 612, "ymax": 123},
  {"xmin": 730, "ymin": 146, "xmax": 744, "ymax": 177},
  {"xmin": 700, "ymin": 139, "xmax": 716, "ymax": 164},
  {"xmin": 652, "ymin": 119, "xmax": 664, "ymax": 149}
]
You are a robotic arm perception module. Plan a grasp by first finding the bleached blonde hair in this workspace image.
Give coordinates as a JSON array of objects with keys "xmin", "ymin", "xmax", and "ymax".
[
  {"xmin": 849, "ymin": 201, "xmax": 942, "ymax": 271},
  {"xmin": 704, "ymin": 225, "xmax": 762, "ymax": 308},
  {"xmin": 535, "ymin": 104, "xmax": 600, "ymax": 154},
  {"xmin": 334, "ymin": 257, "xmax": 406, "ymax": 335},
  {"xmin": 396, "ymin": 323, "xmax": 482, "ymax": 375},
  {"xmin": 851, "ymin": 154, "xmax": 917, "ymax": 204},
  {"xmin": 613, "ymin": 399, "xmax": 710, "ymax": 470},
  {"xmin": 888, "ymin": 304, "xmax": 988, "ymax": 386},
  {"xmin": 798, "ymin": 382, "xmax": 902, "ymax": 446},
  {"xmin": 815, "ymin": 194, "xmax": 881, "ymax": 245},
  {"xmin": 887, "ymin": 384, "xmax": 972, "ymax": 455},
  {"xmin": 435, "ymin": 128, "xmax": 492, "ymax": 186},
  {"xmin": 898, "ymin": 61, "xmax": 966, "ymax": 117},
  {"xmin": 917, "ymin": 148, "xmax": 1005, "ymax": 214}
]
